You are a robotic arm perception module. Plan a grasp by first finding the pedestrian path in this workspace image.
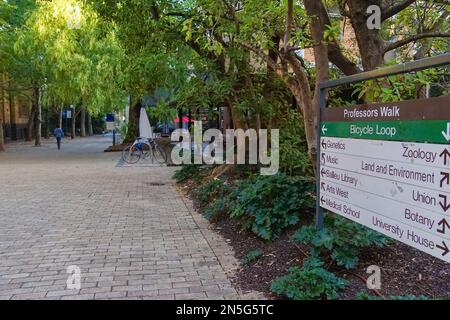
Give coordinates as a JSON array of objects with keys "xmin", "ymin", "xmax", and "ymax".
[{"xmin": 0, "ymin": 136, "xmax": 262, "ymax": 300}]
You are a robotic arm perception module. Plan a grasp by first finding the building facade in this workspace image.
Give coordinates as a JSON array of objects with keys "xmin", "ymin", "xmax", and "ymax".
[{"xmin": 1, "ymin": 89, "xmax": 30, "ymax": 141}]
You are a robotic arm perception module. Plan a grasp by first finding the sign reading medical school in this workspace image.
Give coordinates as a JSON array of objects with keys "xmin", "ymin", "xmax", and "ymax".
[{"xmin": 319, "ymin": 96, "xmax": 450, "ymax": 262}]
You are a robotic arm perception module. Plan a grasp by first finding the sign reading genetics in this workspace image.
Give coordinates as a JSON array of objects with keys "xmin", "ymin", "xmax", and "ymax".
[{"xmin": 319, "ymin": 96, "xmax": 450, "ymax": 262}]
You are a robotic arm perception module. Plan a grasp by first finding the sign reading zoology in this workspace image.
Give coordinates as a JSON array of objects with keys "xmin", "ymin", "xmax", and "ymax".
[{"xmin": 319, "ymin": 96, "xmax": 450, "ymax": 262}]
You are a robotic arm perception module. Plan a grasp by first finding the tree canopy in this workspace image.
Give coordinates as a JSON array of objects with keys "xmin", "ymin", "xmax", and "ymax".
[{"xmin": 1, "ymin": 0, "xmax": 448, "ymax": 158}]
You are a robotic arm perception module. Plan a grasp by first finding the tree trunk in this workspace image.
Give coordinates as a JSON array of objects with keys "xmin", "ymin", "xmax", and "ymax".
[
  {"xmin": 124, "ymin": 99, "xmax": 141, "ymax": 143},
  {"xmin": 43, "ymin": 108, "xmax": 49, "ymax": 139},
  {"xmin": 347, "ymin": 0, "xmax": 385, "ymax": 71},
  {"xmin": 26, "ymin": 104, "xmax": 35, "ymax": 142},
  {"xmin": 9, "ymin": 97, "xmax": 17, "ymax": 141},
  {"xmin": 58, "ymin": 104, "xmax": 63, "ymax": 129},
  {"xmin": 87, "ymin": 113, "xmax": 93, "ymax": 136},
  {"xmin": 80, "ymin": 107, "xmax": 86, "ymax": 137},
  {"xmin": 33, "ymin": 86, "xmax": 41, "ymax": 147},
  {"xmin": 0, "ymin": 100, "xmax": 5, "ymax": 152},
  {"xmin": 304, "ymin": 0, "xmax": 330, "ymax": 173},
  {"xmin": 71, "ymin": 108, "xmax": 76, "ymax": 139}
]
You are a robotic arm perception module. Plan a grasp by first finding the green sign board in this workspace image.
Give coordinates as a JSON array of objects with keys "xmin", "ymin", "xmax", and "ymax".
[{"xmin": 321, "ymin": 120, "xmax": 450, "ymax": 144}]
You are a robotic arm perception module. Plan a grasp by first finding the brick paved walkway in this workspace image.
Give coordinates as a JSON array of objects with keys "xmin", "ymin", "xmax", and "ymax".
[{"xmin": 0, "ymin": 136, "xmax": 261, "ymax": 300}]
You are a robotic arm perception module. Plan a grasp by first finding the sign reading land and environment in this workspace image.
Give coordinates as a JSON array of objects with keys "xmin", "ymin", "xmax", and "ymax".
[{"xmin": 319, "ymin": 96, "xmax": 450, "ymax": 262}]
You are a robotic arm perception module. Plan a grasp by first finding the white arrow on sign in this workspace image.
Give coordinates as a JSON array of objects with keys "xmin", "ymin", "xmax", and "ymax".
[
  {"xmin": 442, "ymin": 123, "xmax": 450, "ymax": 142},
  {"xmin": 322, "ymin": 124, "xmax": 328, "ymax": 135}
]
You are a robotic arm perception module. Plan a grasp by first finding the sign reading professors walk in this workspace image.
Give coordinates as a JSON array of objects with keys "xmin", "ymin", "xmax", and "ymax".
[{"xmin": 319, "ymin": 96, "xmax": 450, "ymax": 262}]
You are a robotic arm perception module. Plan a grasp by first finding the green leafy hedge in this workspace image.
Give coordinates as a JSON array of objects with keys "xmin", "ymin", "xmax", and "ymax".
[
  {"xmin": 173, "ymin": 165, "xmax": 203, "ymax": 183},
  {"xmin": 292, "ymin": 215, "xmax": 386, "ymax": 269},
  {"xmin": 228, "ymin": 173, "xmax": 315, "ymax": 240},
  {"xmin": 271, "ymin": 256, "xmax": 348, "ymax": 300}
]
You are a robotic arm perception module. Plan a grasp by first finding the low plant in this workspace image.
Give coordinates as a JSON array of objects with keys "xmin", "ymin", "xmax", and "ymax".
[
  {"xmin": 202, "ymin": 197, "xmax": 230, "ymax": 221},
  {"xmin": 172, "ymin": 165, "xmax": 202, "ymax": 183},
  {"xmin": 240, "ymin": 249, "xmax": 263, "ymax": 266},
  {"xmin": 229, "ymin": 173, "xmax": 315, "ymax": 240},
  {"xmin": 356, "ymin": 292, "xmax": 434, "ymax": 300},
  {"xmin": 194, "ymin": 178, "xmax": 228, "ymax": 208},
  {"xmin": 271, "ymin": 256, "xmax": 348, "ymax": 300},
  {"xmin": 292, "ymin": 215, "xmax": 386, "ymax": 269}
]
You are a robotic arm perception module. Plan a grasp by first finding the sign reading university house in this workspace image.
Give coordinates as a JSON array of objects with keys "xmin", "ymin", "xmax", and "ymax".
[{"xmin": 319, "ymin": 96, "xmax": 450, "ymax": 262}]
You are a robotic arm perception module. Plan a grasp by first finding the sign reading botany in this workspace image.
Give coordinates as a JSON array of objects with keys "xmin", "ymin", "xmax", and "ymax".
[{"xmin": 319, "ymin": 96, "xmax": 450, "ymax": 262}]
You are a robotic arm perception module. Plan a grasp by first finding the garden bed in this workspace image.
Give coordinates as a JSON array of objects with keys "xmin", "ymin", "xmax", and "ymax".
[{"xmin": 177, "ymin": 167, "xmax": 449, "ymax": 300}]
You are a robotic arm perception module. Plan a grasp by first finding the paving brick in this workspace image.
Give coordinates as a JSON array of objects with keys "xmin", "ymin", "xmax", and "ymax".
[{"xmin": 0, "ymin": 136, "xmax": 263, "ymax": 301}]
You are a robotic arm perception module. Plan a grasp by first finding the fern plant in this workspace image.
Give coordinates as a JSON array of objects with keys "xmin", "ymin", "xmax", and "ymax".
[
  {"xmin": 292, "ymin": 215, "xmax": 386, "ymax": 269},
  {"xmin": 271, "ymin": 256, "xmax": 348, "ymax": 300}
]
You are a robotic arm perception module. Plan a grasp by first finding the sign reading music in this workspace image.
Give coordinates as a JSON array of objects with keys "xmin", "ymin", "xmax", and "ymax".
[{"xmin": 319, "ymin": 96, "xmax": 450, "ymax": 262}]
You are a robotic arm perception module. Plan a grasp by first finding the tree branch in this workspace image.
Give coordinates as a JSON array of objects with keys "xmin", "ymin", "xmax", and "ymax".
[
  {"xmin": 239, "ymin": 43, "xmax": 279, "ymax": 72},
  {"xmin": 283, "ymin": 0, "xmax": 294, "ymax": 52},
  {"xmin": 382, "ymin": 0, "xmax": 417, "ymax": 22},
  {"xmin": 384, "ymin": 32, "xmax": 450, "ymax": 53}
]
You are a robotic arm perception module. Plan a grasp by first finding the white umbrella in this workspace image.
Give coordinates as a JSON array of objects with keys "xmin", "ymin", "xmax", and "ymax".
[{"xmin": 139, "ymin": 107, "xmax": 153, "ymax": 139}]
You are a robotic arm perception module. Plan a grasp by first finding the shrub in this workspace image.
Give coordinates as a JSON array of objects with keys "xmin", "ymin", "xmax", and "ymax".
[
  {"xmin": 292, "ymin": 215, "xmax": 386, "ymax": 269},
  {"xmin": 278, "ymin": 110, "xmax": 313, "ymax": 176},
  {"xmin": 229, "ymin": 173, "xmax": 315, "ymax": 240},
  {"xmin": 203, "ymin": 197, "xmax": 230, "ymax": 221},
  {"xmin": 194, "ymin": 178, "xmax": 227, "ymax": 208},
  {"xmin": 240, "ymin": 249, "xmax": 263, "ymax": 266},
  {"xmin": 172, "ymin": 165, "xmax": 202, "ymax": 183},
  {"xmin": 356, "ymin": 292, "xmax": 434, "ymax": 300},
  {"xmin": 271, "ymin": 256, "xmax": 348, "ymax": 300}
]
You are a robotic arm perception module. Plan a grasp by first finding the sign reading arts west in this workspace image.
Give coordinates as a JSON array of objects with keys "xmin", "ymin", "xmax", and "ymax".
[{"xmin": 319, "ymin": 96, "xmax": 450, "ymax": 262}]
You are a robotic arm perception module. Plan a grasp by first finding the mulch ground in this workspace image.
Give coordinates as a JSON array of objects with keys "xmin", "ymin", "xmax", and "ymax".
[
  {"xmin": 210, "ymin": 216, "xmax": 448, "ymax": 300},
  {"xmin": 179, "ymin": 173, "xmax": 449, "ymax": 300}
]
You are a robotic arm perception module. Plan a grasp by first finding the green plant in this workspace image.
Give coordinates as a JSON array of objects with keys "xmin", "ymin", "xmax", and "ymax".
[
  {"xmin": 271, "ymin": 256, "xmax": 348, "ymax": 300},
  {"xmin": 240, "ymin": 249, "xmax": 263, "ymax": 266},
  {"xmin": 148, "ymin": 100, "xmax": 178, "ymax": 124},
  {"xmin": 117, "ymin": 121, "xmax": 128, "ymax": 139},
  {"xmin": 203, "ymin": 197, "xmax": 230, "ymax": 220},
  {"xmin": 194, "ymin": 178, "xmax": 227, "ymax": 208},
  {"xmin": 172, "ymin": 165, "xmax": 202, "ymax": 183},
  {"xmin": 356, "ymin": 292, "xmax": 434, "ymax": 300},
  {"xmin": 278, "ymin": 110, "xmax": 313, "ymax": 176},
  {"xmin": 292, "ymin": 215, "xmax": 386, "ymax": 269},
  {"xmin": 229, "ymin": 173, "xmax": 315, "ymax": 240}
]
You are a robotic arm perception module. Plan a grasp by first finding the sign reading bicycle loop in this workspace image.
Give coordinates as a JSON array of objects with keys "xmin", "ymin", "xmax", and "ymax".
[{"xmin": 319, "ymin": 96, "xmax": 450, "ymax": 262}]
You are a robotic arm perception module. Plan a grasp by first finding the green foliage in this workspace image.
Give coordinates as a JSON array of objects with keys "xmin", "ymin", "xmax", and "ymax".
[
  {"xmin": 292, "ymin": 215, "xmax": 386, "ymax": 269},
  {"xmin": 278, "ymin": 110, "xmax": 313, "ymax": 176},
  {"xmin": 356, "ymin": 292, "xmax": 434, "ymax": 300},
  {"xmin": 228, "ymin": 173, "xmax": 315, "ymax": 240},
  {"xmin": 240, "ymin": 249, "xmax": 263, "ymax": 266},
  {"xmin": 117, "ymin": 121, "xmax": 128, "ymax": 139},
  {"xmin": 352, "ymin": 69, "xmax": 443, "ymax": 103},
  {"xmin": 148, "ymin": 101, "xmax": 178, "ymax": 124},
  {"xmin": 172, "ymin": 165, "xmax": 202, "ymax": 183},
  {"xmin": 194, "ymin": 178, "xmax": 227, "ymax": 208},
  {"xmin": 271, "ymin": 256, "xmax": 348, "ymax": 300},
  {"xmin": 203, "ymin": 197, "xmax": 230, "ymax": 221}
]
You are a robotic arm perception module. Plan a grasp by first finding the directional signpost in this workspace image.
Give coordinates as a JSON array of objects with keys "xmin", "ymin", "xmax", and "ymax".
[{"xmin": 318, "ymin": 96, "xmax": 450, "ymax": 262}]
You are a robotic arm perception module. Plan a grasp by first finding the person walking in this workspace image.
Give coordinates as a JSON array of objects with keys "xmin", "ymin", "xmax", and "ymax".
[{"xmin": 54, "ymin": 126, "xmax": 64, "ymax": 150}]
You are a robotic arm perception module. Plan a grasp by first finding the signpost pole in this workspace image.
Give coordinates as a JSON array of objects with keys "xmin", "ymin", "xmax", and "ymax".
[{"xmin": 316, "ymin": 86, "xmax": 327, "ymax": 230}]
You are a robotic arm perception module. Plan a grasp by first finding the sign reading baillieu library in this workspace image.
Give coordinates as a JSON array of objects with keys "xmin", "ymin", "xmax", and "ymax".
[{"xmin": 319, "ymin": 96, "xmax": 450, "ymax": 262}]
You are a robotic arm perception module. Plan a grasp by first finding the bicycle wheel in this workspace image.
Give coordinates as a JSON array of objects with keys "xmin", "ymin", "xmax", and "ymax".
[
  {"xmin": 152, "ymin": 144, "xmax": 167, "ymax": 164},
  {"xmin": 140, "ymin": 143, "xmax": 151, "ymax": 159},
  {"xmin": 122, "ymin": 145, "xmax": 141, "ymax": 164}
]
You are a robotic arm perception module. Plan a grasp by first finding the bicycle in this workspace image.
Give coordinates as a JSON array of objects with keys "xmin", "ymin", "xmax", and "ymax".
[{"xmin": 122, "ymin": 137, "xmax": 167, "ymax": 164}]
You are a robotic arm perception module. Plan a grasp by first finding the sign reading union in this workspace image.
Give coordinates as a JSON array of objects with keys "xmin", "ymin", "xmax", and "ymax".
[{"xmin": 319, "ymin": 96, "xmax": 450, "ymax": 262}]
